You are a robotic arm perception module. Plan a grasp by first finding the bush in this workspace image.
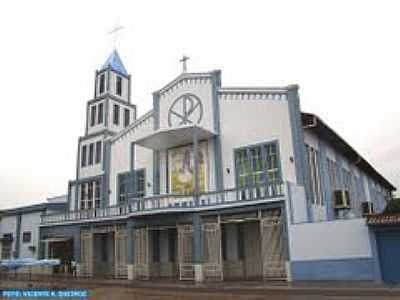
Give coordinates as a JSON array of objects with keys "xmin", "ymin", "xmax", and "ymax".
[{"xmin": 384, "ymin": 198, "xmax": 400, "ymax": 214}]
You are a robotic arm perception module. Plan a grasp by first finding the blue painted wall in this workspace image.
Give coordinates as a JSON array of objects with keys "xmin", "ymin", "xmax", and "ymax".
[
  {"xmin": 374, "ymin": 229, "xmax": 400, "ymax": 283},
  {"xmin": 291, "ymin": 258, "xmax": 375, "ymax": 281}
]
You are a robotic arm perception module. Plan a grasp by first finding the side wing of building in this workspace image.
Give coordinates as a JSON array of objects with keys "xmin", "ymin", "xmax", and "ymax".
[{"xmin": 302, "ymin": 112, "xmax": 394, "ymax": 222}]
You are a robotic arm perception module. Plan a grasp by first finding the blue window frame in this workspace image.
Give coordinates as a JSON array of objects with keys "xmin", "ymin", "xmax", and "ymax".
[
  {"xmin": 234, "ymin": 141, "xmax": 282, "ymax": 195},
  {"xmin": 118, "ymin": 169, "xmax": 146, "ymax": 204}
]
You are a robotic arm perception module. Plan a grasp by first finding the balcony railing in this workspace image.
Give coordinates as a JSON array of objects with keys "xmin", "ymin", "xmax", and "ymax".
[{"xmin": 41, "ymin": 182, "xmax": 285, "ymax": 225}]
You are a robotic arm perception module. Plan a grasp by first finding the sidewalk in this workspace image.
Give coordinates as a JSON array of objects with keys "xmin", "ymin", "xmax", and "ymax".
[{"xmin": 2, "ymin": 275, "xmax": 400, "ymax": 297}]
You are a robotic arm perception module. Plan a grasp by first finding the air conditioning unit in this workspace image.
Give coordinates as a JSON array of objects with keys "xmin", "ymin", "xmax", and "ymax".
[
  {"xmin": 333, "ymin": 190, "xmax": 351, "ymax": 209},
  {"xmin": 361, "ymin": 201, "xmax": 374, "ymax": 216}
]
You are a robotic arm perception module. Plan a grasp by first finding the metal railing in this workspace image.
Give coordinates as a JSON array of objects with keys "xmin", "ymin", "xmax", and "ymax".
[{"xmin": 41, "ymin": 182, "xmax": 285, "ymax": 225}]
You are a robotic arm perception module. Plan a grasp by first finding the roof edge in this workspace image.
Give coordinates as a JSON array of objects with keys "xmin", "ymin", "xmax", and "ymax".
[
  {"xmin": 111, "ymin": 109, "xmax": 154, "ymax": 143},
  {"xmin": 302, "ymin": 112, "xmax": 396, "ymax": 191}
]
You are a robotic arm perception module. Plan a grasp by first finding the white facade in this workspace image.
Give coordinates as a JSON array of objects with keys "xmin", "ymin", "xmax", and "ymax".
[
  {"xmin": 219, "ymin": 91, "xmax": 297, "ymax": 189},
  {"xmin": 0, "ymin": 215, "xmax": 17, "ymax": 258},
  {"xmin": 19, "ymin": 211, "xmax": 42, "ymax": 258},
  {"xmin": 63, "ymin": 49, "xmax": 394, "ymax": 228},
  {"xmin": 0, "ymin": 197, "xmax": 67, "ymax": 260},
  {"xmin": 289, "ymin": 219, "xmax": 372, "ymax": 261},
  {"xmin": 100, "ymin": 73, "xmax": 309, "ymax": 206},
  {"xmin": 35, "ymin": 50, "xmax": 395, "ymax": 282},
  {"xmin": 303, "ymin": 127, "xmax": 391, "ymax": 223}
]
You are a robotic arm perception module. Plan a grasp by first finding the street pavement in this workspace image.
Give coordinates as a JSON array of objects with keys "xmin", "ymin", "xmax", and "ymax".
[{"xmin": 1, "ymin": 277, "xmax": 400, "ymax": 299}]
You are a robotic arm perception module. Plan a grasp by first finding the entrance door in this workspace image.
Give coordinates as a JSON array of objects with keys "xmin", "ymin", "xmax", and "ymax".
[
  {"xmin": 134, "ymin": 228, "xmax": 150, "ymax": 279},
  {"xmin": 149, "ymin": 228, "xmax": 179, "ymax": 279},
  {"xmin": 202, "ymin": 223, "xmax": 223, "ymax": 281},
  {"xmin": 243, "ymin": 221, "xmax": 262, "ymax": 279},
  {"xmin": 115, "ymin": 228, "xmax": 127, "ymax": 279},
  {"xmin": 377, "ymin": 231, "xmax": 400, "ymax": 283},
  {"xmin": 80, "ymin": 231, "xmax": 93, "ymax": 277},
  {"xmin": 49, "ymin": 240, "xmax": 73, "ymax": 274},
  {"xmin": 178, "ymin": 224, "xmax": 194, "ymax": 280},
  {"xmin": 260, "ymin": 210, "xmax": 286, "ymax": 280},
  {"xmin": 92, "ymin": 233, "xmax": 115, "ymax": 278}
]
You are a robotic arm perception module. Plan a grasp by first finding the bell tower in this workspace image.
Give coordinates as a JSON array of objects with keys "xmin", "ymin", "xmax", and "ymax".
[
  {"xmin": 86, "ymin": 49, "xmax": 136, "ymax": 135},
  {"xmin": 94, "ymin": 49, "xmax": 131, "ymax": 101}
]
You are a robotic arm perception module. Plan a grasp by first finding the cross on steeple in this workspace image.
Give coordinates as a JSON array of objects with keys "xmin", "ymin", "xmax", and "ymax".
[
  {"xmin": 180, "ymin": 55, "xmax": 190, "ymax": 73},
  {"xmin": 108, "ymin": 24, "xmax": 124, "ymax": 49}
]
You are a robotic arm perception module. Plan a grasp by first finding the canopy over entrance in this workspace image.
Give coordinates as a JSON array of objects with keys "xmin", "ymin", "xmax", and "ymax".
[
  {"xmin": 41, "ymin": 237, "xmax": 71, "ymax": 243},
  {"xmin": 135, "ymin": 125, "xmax": 216, "ymax": 150}
]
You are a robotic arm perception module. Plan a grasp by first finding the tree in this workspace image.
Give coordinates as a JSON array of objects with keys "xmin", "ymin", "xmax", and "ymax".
[{"xmin": 384, "ymin": 198, "xmax": 400, "ymax": 214}]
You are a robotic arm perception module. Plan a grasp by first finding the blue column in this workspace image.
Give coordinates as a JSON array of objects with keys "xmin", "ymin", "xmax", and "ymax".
[
  {"xmin": 211, "ymin": 71, "xmax": 224, "ymax": 193},
  {"xmin": 153, "ymin": 92, "xmax": 160, "ymax": 130},
  {"xmin": 287, "ymin": 86, "xmax": 313, "ymax": 224},
  {"xmin": 103, "ymin": 140, "xmax": 112, "ymax": 207},
  {"xmin": 153, "ymin": 150, "xmax": 160, "ymax": 195},
  {"xmin": 73, "ymin": 227, "xmax": 81, "ymax": 263},
  {"xmin": 213, "ymin": 135, "xmax": 224, "ymax": 192},
  {"xmin": 38, "ymin": 230, "xmax": 44, "ymax": 259},
  {"xmin": 287, "ymin": 85, "xmax": 307, "ymax": 187},
  {"xmin": 193, "ymin": 128, "xmax": 200, "ymax": 204},
  {"xmin": 127, "ymin": 220, "xmax": 135, "ymax": 264}
]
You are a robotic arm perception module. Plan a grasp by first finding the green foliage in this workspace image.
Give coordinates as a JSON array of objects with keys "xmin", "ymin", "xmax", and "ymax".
[{"xmin": 384, "ymin": 198, "xmax": 400, "ymax": 214}]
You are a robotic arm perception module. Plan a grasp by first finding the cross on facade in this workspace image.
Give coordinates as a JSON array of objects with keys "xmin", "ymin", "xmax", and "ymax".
[
  {"xmin": 180, "ymin": 55, "xmax": 190, "ymax": 73},
  {"xmin": 108, "ymin": 24, "xmax": 124, "ymax": 49}
]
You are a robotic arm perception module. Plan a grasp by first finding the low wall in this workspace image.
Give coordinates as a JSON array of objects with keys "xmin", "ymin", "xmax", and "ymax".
[
  {"xmin": 288, "ymin": 218, "xmax": 377, "ymax": 281},
  {"xmin": 0, "ymin": 265, "xmax": 54, "ymax": 275}
]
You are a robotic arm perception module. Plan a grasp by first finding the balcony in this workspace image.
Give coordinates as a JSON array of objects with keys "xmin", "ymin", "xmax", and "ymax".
[{"xmin": 41, "ymin": 182, "xmax": 286, "ymax": 225}]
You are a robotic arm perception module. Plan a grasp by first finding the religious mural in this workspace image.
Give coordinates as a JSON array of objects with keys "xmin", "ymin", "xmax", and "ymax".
[{"xmin": 168, "ymin": 142, "xmax": 208, "ymax": 194}]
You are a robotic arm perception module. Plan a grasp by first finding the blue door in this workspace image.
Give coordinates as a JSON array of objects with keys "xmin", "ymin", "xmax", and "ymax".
[{"xmin": 377, "ymin": 231, "xmax": 400, "ymax": 283}]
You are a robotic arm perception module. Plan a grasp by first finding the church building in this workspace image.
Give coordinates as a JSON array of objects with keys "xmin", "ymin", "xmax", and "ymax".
[{"xmin": 38, "ymin": 49, "xmax": 395, "ymax": 282}]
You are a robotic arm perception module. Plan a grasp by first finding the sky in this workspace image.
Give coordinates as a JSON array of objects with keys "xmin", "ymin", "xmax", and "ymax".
[{"xmin": 0, "ymin": 0, "xmax": 399, "ymax": 209}]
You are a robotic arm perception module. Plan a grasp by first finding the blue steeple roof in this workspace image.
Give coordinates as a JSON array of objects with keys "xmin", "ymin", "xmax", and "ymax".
[{"xmin": 100, "ymin": 49, "xmax": 128, "ymax": 75}]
